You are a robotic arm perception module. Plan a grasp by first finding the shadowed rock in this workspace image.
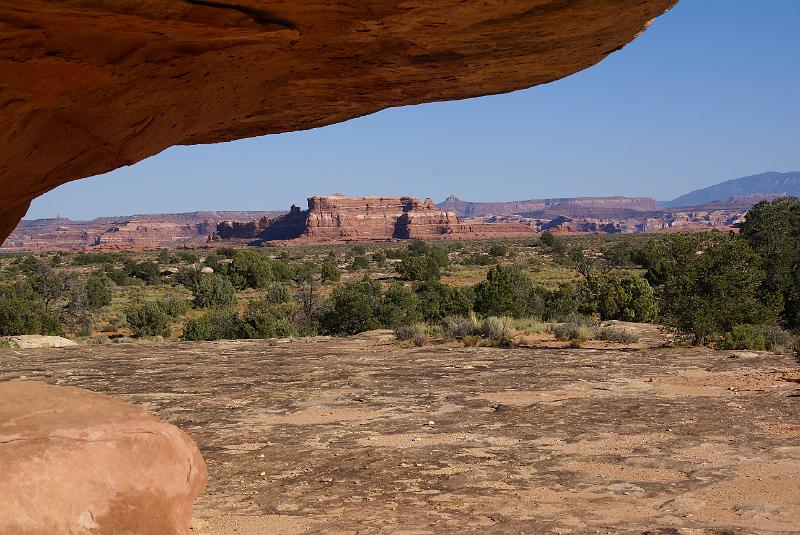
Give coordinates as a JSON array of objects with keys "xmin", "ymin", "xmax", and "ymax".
[{"xmin": 0, "ymin": 0, "xmax": 676, "ymax": 243}]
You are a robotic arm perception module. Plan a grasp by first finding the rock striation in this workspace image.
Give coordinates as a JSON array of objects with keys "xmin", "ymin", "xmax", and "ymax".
[
  {"xmin": 0, "ymin": 1, "xmax": 676, "ymax": 243},
  {"xmin": 0, "ymin": 380, "xmax": 207, "ymax": 534},
  {"xmin": 215, "ymin": 194, "xmax": 539, "ymax": 242}
]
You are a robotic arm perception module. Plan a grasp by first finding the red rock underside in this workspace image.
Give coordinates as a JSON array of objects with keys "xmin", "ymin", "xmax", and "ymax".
[{"xmin": 0, "ymin": 0, "xmax": 676, "ymax": 244}]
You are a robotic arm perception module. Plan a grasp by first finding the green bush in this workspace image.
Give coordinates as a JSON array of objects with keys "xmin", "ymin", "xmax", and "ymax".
[
  {"xmin": 763, "ymin": 326, "xmax": 798, "ymax": 353},
  {"xmin": 124, "ymin": 301, "xmax": 171, "ymax": 338},
  {"xmin": 396, "ymin": 255, "xmax": 440, "ymax": 281},
  {"xmin": 414, "ymin": 280, "xmax": 472, "ymax": 322},
  {"xmin": 320, "ymin": 260, "xmax": 341, "ymax": 283},
  {"xmin": 228, "ymin": 250, "xmax": 272, "ymax": 289},
  {"xmin": 394, "ymin": 323, "xmax": 427, "ymax": 342},
  {"xmin": 378, "ymin": 283, "xmax": 420, "ymax": 328},
  {"xmin": 350, "ymin": 255, "xmax": 370, "ymax": 271},
  {"xmin": 589, "ymin": 273, "xmax": 658, "ymax": 322},
  {"xmin": 488, "ymin": 244, "xmax": 509, "ymax": 257},
  {"xmin": 124, "ymin": 260, "xmax": 161, "ymax": 285},
  {"xmin": 193, "ymin": 274, "xmax": 236, "ymax": 309},
  {"xmin": 264, "ymin": 284, "xmax": 291, "ymax": 304},
  {"xmin": 86, "ymin": 272, "xmax": 112, "ymax": 309},
  {"xmin": 717, "ymin": 324, "xmax": 767, "ymax": 351},
  {"xmin": 473, "ymin": 264, "xmax": 532, "ymax": 318},
  {"xmin": 181, "ymin": 308, "xmax": 244, "ymax": 341},
  {"xmin": 0, "ymin": 282, "xmax": 62, "ymax": 336},
  {"xmin": 321, "ymin": 279, "xmax": 383, "ymax": 335},
  {"xmin": 241, "ymin": 299, "xmax": 297, "ymax": 339}
]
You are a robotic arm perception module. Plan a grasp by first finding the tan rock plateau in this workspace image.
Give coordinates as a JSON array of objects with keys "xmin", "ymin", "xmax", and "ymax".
[{"xmin": 1, "ymin": 0, "xmax": 675, "ymax": 243}]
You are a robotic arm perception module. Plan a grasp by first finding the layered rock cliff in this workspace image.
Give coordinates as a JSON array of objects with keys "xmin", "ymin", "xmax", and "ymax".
[{"xmin": 0, "ymin": 1, "xmax": 676, "ymax": 243}]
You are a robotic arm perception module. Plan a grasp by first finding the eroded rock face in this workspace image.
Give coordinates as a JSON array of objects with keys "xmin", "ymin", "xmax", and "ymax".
[
  {"xmin": 0, "ymin": 0, "xmax": 676, "ymax": 243},
  {"xmin": 0, "ymin": 380, "xmax": 207, "ymax": 534}
]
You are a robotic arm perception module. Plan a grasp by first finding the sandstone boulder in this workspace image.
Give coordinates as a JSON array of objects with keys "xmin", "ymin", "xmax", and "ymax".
[
  {"xmin": 0, "ymin": 380, "xmax": 207, "ymax": 534},
  {"xmin": 1, "ymin": 335, "xmax": 78, "ymax": 349}
]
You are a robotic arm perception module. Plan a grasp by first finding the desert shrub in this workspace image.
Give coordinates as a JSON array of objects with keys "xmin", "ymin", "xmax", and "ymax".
[
  {"xmin": 429, "ymin": 246, "xmax": 450, "ymax": 267},
  {"xmin": 321, "ymin": 278, "xmax": 383, "ymax": 335},
  {"xmin": 717, "ymin": 324, "xmax": 767, "ymax": 351},
  {"xmin": 264, "ymin": 284, "xmax": 291, "ymax": 304},
  {"xmin": 228, "ymin": 250, "xmax": 272, "ymax": 289},
  {"xmin": 553, "ymin": 321, "xmax": 595, "ymax": 342},
  {"xmin": 203, "ymin": 254, "xmax": 221, "ymax": 270},
  {"xmin": 371, "ymin": 252, "xmax": 387, "ymax": 266},
  {"xmin": 193, "ymin": 274, "xmax": 236, "ymax": 309},
  {"xmin": 407, "ymin": 240, "xmax": 430, "ymax": 256},
  {"xmin": 394, "ymin": 322, "xmax": 426, "ymax": 341},
  {"xmin": 462, "ymin": 335, "xmax": 480, "ymax": 346},
  {"xmin": 176, "ymin": 251, "xmax": 198, "ymax": 264},
  {"xmin": 739, "ymin": 197, "xmax": 800, "ymax": 330},
  {"xmin": 763, "ymin": 326, "xmax": 798, "ymax": 353},
  {"xmin": 413, "ymin": 281, "xmax": 472, "ymax": 322},
  {"xmin": 473, "ymin": 264, "xmax": 532, "ymax": 318},
  {"xmin": 477, "ymin": 316, "xmax": 513, "ymax": 346},
  {"xmin": 216, "ymin": 247, "xmax": 237, "ymax": 259},
  {"xmin": 378, "ymin": 283, "xmax": 420, "ymax": 328},
  {"xmin": 396, "ymin": 255, "xmax": 440, "ymax": 281},
  {"xmin": 511, "ymin": 317, "xmax": 552, "ymax": 334},
  {"xmin": 124, "ymin": 260, "xmax": 161, "ymax": 285},
  {"xmin": 155, "ymin": 296, "xmax": 191, "ymax": 318},
  {"xmin": 0, "ymin": 282, "xmax": 62, "ymax": 336},
  {"xmin": 73, "ymin": 252, "xmax": 119, "ymax": 265},
  {"xmin": 181, "ymin": 308, "xmax": 244, "ymax": 341},
  {"xmin": 642, "ymin": 234, "xmax": 779, "ymax": 343},
  {"xmin": 596, "ymin": 326, "xmax": 640, "ymax": 344},
  {"xmin": 350, "ymin": 255, "xmax": 370, "ymax": 271},
  {"xmin": 320, "ymin": 260, "xmax": 341, "ymax": 283},
  {"xmin": 461, "ymin": 253, "xmax": 497, "ymax": 266},
  {"xmin": 441, "ymin": 315, "xmax": 478, "ymax": 340},
  {"xmin": 28, "ymin": 269, "xmax": 66, "ymax": 313},
  {"xmin": 124, "ymin": 301, "xmax": 171, "ymax": 338},
  {"xmin": 86, "ymin": 272, "xmax": 112, "ymax": 308},
  {"xmin": 270, "ymin": 260, "xmax": 293, "ymax": 281},
  {"xmin": 488, "ymin": 244, "xmax": 509, "ymax": 257},
  {"xmin": 589, "ymin": 273, "xmax": 658, "ymax": 323},
  {"xmin": 351, "ymin": 244, "xmax": 367, "ymax": 256},
  {"xmin": 241, "ymin": 299, "xmax": 297, "ymax": 339}
]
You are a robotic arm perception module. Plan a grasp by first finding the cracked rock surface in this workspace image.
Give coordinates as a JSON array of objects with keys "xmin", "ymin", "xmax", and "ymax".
[
  {"xmin": 0, "ymin": 0, "xmax": 675, "ymax": 242},
  {"xmin": 0, "ymin": 335, "xmax": 798, "ymax": 534}
]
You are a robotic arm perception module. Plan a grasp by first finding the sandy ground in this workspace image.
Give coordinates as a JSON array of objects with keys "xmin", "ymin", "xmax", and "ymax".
[{"xmin": 1, "ymin": 334, "xmax": 798, "ymax": 534}]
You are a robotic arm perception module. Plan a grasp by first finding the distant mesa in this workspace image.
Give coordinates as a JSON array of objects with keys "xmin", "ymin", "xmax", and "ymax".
[
  {"xmin": 438, "ymin": 195, "xmax": 662, "ymax": 218},
  {"xmin": 213, "ymin": 195, "xmax": 538, "ymax": 243}
]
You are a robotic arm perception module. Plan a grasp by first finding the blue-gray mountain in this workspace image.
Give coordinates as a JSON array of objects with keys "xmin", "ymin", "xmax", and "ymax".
[{"xmin": 664, "ymin": 171, "xmax": 800, "ymax": 208}]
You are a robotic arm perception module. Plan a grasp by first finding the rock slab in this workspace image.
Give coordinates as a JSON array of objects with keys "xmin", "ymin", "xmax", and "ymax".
[{"xmin": 0, "ymin": 380, "xmax": 207, "ymax": 534}]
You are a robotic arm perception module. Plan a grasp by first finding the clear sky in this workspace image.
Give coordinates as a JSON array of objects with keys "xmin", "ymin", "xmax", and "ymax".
[{"xmin": 26, "ymin": 0, "xmax": 800, "ymax": 220}]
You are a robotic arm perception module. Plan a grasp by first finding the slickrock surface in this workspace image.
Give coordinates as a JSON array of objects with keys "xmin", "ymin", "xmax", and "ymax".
[
  {"xmin": 0, "ymin": 380, "xmax": 207, "ymax": 534},
  {"xmin": 0, "ymin": 0, "xmax": 676, "ymax": 243},
  {"xmin": 0, "ymin": 336, "xmax": 797, "ymax": 534}
]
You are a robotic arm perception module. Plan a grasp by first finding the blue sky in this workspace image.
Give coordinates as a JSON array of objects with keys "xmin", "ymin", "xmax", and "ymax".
[{"xmin": 27, "ymin": 0, "xmax": 800, "ymax": 220}]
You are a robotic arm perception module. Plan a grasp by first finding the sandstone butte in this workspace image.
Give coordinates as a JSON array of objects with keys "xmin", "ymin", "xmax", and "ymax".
[
  {"xmin": 215, "ymin": 194, "xmax": 541, "ymax": 242},
  {"xmin": 1, "ymin": 0, "xmax": 676, "ymax": 245}
]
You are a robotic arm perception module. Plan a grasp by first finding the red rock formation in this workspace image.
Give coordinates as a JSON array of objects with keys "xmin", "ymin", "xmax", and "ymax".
[
  {"xmin": 0, "ymin": 380, "xmax": 206, "ymax": 534},
  {"xmin": 0, "ymin": 1, "xmax": 676, "ymax": 244},
  {"xmin": 2, "ymin": 211, "xmax": 279, "ymax": 251}
]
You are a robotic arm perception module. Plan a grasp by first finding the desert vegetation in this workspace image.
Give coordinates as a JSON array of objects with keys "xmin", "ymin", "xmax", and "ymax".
[{"xmin": 1, "ymin": 198, "xmax": 798, "ymax": 353}]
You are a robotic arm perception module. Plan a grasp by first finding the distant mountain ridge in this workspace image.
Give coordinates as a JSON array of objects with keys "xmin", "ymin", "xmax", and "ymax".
[
  {"xmin": 664, "ymin": 171, "xmax": 800, "ymax": 208},
  {"xmin": 437, "ymin": 195, "xmax": 660, "ymax": 218}
]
